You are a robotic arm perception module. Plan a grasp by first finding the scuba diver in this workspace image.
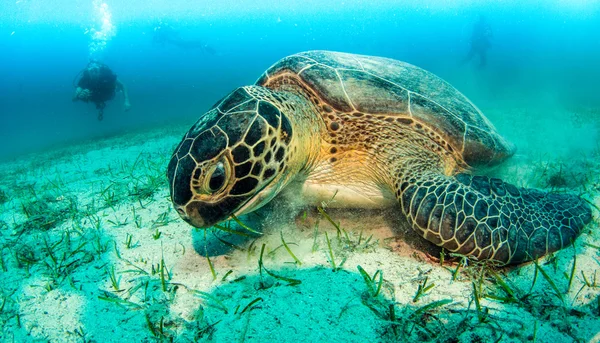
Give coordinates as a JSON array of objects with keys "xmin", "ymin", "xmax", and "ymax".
[
  {"xmin": 72, "ymin": 61, "xmax": 131, "ymax": 121},
  {"xmin": 153, "ymin": 21, "xmax": 216, "ymax": 55},
  {"xmin": 461, "ymin": 15, "xmax": 493, "ymax": 68}
]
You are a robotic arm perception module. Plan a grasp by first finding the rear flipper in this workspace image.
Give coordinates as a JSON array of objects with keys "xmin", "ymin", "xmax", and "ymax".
[{"xmin": 398, "ymin": 173, "xmax": 592, "ymax": 265}]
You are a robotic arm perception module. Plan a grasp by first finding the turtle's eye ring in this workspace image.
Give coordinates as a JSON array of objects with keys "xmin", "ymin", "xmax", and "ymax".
[{"xmin": 202, "ymin": 159, "xmax": 230, "ymax": 194}]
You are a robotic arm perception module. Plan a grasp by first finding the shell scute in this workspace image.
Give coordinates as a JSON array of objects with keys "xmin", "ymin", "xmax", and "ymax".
[{"xmin": 257, "ymin": 51, "xmax": 515, "ymax": 166}]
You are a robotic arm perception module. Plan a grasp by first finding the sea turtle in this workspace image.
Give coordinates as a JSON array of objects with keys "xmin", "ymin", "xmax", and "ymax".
[{"xmin": 167, "ymin": 51, "xmax": 591, "ymax": 265}]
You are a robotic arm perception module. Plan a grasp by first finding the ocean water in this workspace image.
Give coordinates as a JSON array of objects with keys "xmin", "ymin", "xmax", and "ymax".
[
  {"xmin": 1, "ymin": 0, "xmax": 599, "ymax": 159},
  {"xmin": 1, "ymin": 1, "xmax": 600, "ymax": 342}
]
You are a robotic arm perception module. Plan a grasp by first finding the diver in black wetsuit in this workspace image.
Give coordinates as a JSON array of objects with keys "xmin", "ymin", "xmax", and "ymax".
[
  {"xmin": 461, "ymin": 15, "xmax": 493, "ymax": 68},
  {"xmin": 73, "ymin": 61, "xmax": 131, "ymax": 121},
  {"xmin": 153, "ymin": 22, "xmax": 216, "ymax": 55}
]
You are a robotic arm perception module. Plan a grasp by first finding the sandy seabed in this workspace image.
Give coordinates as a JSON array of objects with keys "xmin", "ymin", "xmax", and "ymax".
[{"xmin": 1, "ymin": 107, "xmax": 600, "ymax": 343}]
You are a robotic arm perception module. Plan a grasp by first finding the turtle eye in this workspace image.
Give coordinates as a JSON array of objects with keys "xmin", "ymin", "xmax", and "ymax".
[
  {"xmin": 209, "ymin": 163, "xmax": 226, "ymax": 191},
  {"xmin": 203, "ymin": 160, "xmax": 229, "ymax": 194}
]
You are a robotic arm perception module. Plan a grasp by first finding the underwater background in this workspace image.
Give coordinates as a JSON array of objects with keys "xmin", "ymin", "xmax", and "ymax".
[
  {"xmin": 2, "ymin": 1, "xmax": 600, "ymax": 342},
  {"xmin": 1, "ymin": 0, "xmax": 599, "ymax": 160}
]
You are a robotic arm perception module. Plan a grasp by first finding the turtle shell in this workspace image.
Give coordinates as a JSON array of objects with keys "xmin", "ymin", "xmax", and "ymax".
[{"xmin": 256, "ymin": 51, "xmax": 515, "ymax": 167}]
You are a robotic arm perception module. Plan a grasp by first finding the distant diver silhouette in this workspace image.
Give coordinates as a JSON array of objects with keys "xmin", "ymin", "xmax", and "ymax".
[
  {"xmin": 153, "ymin": 22, "xmax": 216, "ymax": 55},
  {"xmin": 461, "ymin": 15, "xmax": 493, "ymax": 68},
  {"xmin": 72, "ymin": 61, "xmax": 131, "ymax": 121}
]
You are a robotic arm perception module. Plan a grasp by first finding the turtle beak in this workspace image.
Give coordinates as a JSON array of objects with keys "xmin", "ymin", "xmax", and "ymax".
[
  {"xmin": 181, "ymin": 196, "xmax": 250, "ymax": 229},
  {"xmin": 175, "ymin": 206, "xmax": 206, "ymax": 227}
]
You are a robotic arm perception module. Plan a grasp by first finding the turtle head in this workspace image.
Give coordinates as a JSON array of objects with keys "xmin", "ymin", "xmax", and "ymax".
[{"xmin": 167, "ymin": 86, "xmax": 298, "ymax": 228}]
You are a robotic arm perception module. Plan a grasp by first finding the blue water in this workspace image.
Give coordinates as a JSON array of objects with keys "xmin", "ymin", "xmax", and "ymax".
[{"xmin": 1, "ymin": 0, "xmax": 599, "ymax": 159}]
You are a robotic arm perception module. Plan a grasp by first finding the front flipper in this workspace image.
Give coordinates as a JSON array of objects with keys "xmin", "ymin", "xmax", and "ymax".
[{"xmin": 398, "ymin": 173, "xmax": 592, "ymax": 265}]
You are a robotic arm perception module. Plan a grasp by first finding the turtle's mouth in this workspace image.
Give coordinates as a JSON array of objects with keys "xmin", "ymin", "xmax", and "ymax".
[
  {"xmin": 231, "ymin": 189, "xmax": 271, "ymax": 219},
  {"xmin": 182, "ymin": 179, "xmax": 273, "ymax": 229},
  {"xmin": 229, "ymin": 171, "xmax": 291, "ymax": 221}
]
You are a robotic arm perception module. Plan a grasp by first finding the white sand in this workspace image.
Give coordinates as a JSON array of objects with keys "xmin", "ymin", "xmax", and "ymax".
[{"xmin": 0, "ymin": 108, "xmax": 599, "ymax": 343}]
